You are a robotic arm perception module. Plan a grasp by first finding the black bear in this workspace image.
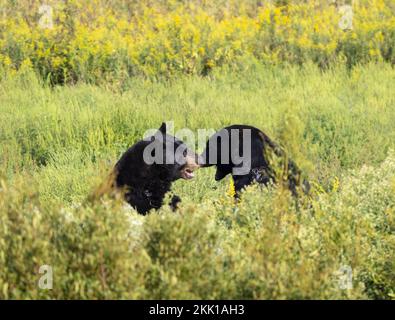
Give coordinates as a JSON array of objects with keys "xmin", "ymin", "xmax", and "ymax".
[
  {"xmin": 200, "ymin": 124, "xmax": 310, "ymax": 197},
  {"xmin": 114, "ymin": 123, "xmax": 199, "ymax": 214}
]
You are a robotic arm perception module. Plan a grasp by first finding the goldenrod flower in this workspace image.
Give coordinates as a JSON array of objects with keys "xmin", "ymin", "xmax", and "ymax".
[{"xmin": 227, "ymin": 176, "xmax": 236, "ymax": 198}]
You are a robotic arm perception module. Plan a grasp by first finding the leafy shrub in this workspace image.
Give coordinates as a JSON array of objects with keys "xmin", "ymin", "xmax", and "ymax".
[{"xmin": 0, "ymin": 152, "xmax": 393, "ymax": 299}]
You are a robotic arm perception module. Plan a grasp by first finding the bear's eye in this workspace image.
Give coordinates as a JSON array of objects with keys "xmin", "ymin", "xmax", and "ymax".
[{"xmin": 183, "ymin": 148, "xmax": 188, "ymax": 157}]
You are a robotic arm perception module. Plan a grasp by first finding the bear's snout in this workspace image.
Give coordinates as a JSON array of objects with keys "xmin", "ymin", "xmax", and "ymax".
[{"xmin": 180, "ymin": 154, "xmax": 200, "ymax": 180}]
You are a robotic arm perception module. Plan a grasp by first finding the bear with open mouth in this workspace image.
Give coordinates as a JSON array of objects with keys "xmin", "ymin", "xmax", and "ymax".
[{"xmin": 114, "ymin": 122, "xmax": 200, "ymax": 215}]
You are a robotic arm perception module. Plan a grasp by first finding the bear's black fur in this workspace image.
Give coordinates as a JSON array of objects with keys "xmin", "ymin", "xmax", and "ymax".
[
  {"xmin": 114, "ymin": 123, "xmax": 199, "ymax": 214},
  {"xmin": 200, "ymin": 124, "xmax": 310, "ymax": 197}
]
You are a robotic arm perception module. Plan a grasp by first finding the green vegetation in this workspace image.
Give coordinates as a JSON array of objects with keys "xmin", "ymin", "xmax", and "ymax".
[
  {"xmin": 1, "ymin": 0, "xmax": 394, "ymax": 84},
  {"xmin": 0, "ymin": 62, "xmax": 394, "ymax": 299}
]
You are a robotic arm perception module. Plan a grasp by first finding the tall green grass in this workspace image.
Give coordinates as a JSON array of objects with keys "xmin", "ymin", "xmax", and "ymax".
[{"xmin": 0, "ymin": 62, "xmax": 394, "ymax": 299}]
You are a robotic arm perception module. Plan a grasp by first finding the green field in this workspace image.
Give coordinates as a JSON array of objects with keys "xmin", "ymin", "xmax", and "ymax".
[{"xmin": 0, "ymin": 62, "xmax": 394, "ymax": 299}]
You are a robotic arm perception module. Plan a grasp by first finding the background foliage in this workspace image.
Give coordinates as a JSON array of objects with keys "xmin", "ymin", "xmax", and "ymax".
[{"xmin": 0, "ymin": 0, "xmax": 394, "ymax": 84}]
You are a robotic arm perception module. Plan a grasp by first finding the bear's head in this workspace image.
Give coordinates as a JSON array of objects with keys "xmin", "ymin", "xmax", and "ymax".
[{"xmin": 141, "ymin": 122, "xmax": 200, "ymax": 182}]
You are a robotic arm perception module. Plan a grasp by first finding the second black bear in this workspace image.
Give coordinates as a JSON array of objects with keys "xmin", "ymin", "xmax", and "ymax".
[
  {"xmin": 114, "ymin": 123, "xmax": 199, "ymax": 214},
  {"xmin": 200, "ymin": 124, "xmax": 310, "ymax": 197}
]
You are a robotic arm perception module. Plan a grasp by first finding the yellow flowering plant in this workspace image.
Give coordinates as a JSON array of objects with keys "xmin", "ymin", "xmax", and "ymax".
[{"xmin": 0, "ymin": 0, "xmax": 394, "ymax": 84}]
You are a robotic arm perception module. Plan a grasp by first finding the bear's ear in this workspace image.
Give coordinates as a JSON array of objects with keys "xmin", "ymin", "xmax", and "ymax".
[{"xmin": 158, "ymin": 122, "xmax": 167, "ymax": 134}]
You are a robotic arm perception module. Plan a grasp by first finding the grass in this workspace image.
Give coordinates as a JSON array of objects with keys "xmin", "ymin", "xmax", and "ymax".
[{"xmin": 0, "ymin": 61, "xmax": 394, "ymax": 299}]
